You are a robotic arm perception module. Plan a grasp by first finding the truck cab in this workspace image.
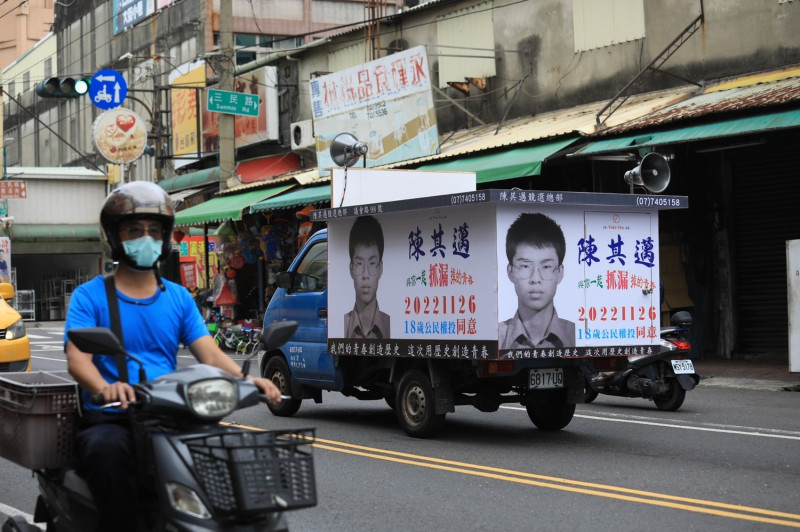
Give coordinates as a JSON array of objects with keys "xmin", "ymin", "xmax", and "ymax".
[{"xmin": 262, "ymin": 229, "xmax": 339, "ymax": 390}]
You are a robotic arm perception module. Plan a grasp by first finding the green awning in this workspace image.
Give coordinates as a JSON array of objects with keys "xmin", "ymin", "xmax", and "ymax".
[
  {"xmin": 11, "ymin": 224, "xmax": 99, "ymax": 241},
  {"xmin": 250, "ymin": 185, "xmax": 331, "ymax": 213},
  {"xmin": 416, "ymin": 137, "xmax": 579, "ymax": 183},
  {"xmin": 174, "ymin": 185, "xmax": 294, "ymax": 227},
  {"xmin": 158, "ymin": 167, "xmax": 220, "ymax": 192},
  {"xmin": 574, "ymin": 108, "xmax": 800, "ymax": 155}
]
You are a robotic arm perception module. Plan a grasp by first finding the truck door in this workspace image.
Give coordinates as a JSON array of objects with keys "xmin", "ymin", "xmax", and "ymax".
[{"xmin": 279, "ymin": 238, "xmax": 335, "ymax": 384}]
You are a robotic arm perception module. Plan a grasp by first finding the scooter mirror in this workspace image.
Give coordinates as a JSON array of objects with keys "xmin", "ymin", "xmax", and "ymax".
[
  {"xmin": 68, "ymin": 327, "xmax": 126, "ymax": 355},
  {"xmin": 260, "ymin": 320, "xmax": 299, "ymax": 352}
]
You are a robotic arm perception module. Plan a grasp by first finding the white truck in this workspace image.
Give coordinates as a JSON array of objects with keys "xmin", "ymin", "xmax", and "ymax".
[{"xmin": 258, "ymin": 189, "xmax": 687, "ymax": 437}]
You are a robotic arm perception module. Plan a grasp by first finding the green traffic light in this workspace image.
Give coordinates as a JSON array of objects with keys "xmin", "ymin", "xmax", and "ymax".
[
  {"xmin": 74, "ymin": 78, "xmax": 90, "ymax": 95},
  {"xmin": 34, "ymin": 76, "xmax": 91, "ymax": 98}
]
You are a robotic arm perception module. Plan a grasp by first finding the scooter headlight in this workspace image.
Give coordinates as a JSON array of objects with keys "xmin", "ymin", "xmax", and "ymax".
[
  {"xmin": 166, "ymin": 482, "xmax": 212, "ymax": 519},
  {"xmin": 186, "ymin": 378, "xmax": 237, "ymax": 419}
]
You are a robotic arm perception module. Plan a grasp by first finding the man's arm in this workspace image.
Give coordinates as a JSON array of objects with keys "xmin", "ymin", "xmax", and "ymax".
[
  {"xmin": 189, "ymin": 335, "xmax": 282, "ymax": 404},
  {"xmin": 66, "ymin": 341, "xmax": 137, "ymax": 408}
]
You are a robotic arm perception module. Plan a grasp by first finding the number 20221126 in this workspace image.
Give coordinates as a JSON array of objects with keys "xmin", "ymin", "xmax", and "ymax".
[
  {"xmin": 578, "ymin": 306, "xmax": 658, "ymax": 322},
  {"xmin": 404, "ymin": 295, "xmax": 477, "ymax": 315}
]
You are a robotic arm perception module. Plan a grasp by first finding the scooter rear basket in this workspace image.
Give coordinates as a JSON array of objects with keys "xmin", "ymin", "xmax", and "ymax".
[
  {"xmin": 185, "ymin": 428, "xmax": 316, "ymax": 514},
  {"xmin": 0, "ymin": 371, "xmax": 78, "ymax": 469}
]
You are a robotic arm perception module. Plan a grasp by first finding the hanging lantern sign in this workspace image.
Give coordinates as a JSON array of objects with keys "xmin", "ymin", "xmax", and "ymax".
[{"xmin": 93, "ymin": 107, "xmax": 148, "ymax": 164}]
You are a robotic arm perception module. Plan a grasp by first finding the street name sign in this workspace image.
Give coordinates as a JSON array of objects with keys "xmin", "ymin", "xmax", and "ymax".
[{"xmin": 207, "ymin": 89, "xmax": 260, "ymax": 117}]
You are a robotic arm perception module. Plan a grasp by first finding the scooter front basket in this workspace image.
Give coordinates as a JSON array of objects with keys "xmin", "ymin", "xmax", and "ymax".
[{"xmin": 184, "ymin": 428, "xmax": 316, "ymax": 515}]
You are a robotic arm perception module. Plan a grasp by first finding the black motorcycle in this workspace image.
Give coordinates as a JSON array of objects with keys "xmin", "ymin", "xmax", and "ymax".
[
  {"xmin": 4, "ymin": 321, "xmax": 315, "ymax": 532},
  {"xmin": 583, "ymin": 311, "xmax": 699, "ymax": 411}
]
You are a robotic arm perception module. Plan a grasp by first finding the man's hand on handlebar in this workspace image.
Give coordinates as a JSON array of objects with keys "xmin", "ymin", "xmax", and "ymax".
[
  {"xmin": 250, "ymin": 376, "xmax": 283, "ymax": 405},
  {"xmin": 98, "ymin": 381, "xmax": 137, "ymax": 409}
]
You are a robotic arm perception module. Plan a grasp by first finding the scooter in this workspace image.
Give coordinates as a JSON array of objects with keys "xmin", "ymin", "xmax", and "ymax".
[
  {"xmin": 4, "ymin": 321, "xmax": 315, "ymax": 532},
  {"xmin": 582, "ymin": 311, "xmax": 699, "ymax": 411}
]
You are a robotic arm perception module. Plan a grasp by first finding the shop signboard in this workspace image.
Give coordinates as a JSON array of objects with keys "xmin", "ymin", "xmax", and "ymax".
[
  {"xmin": 0, "ymin": 181, "xmax": 27, "ymax": 199},
  {"xmin": 113, "ymin": 0, "xmax": 155, "ymax": 35},
  {"xmin": 310, "ymin": 46, "xmax": 439, "ymax": 176},
  {"xmin": 320, "ymin": 190, "xmax": 686, "ymax": 360},
  {"xmin": 92, "ymin": 108, "xmax": 147, "ymax": 164},
  {"xmin": 0, "ymin": 237, "xmax": 10, "ymax": 284},
  {"xmin": 169, "ymin": 61, "xmax": 205, "ymax": 168}
]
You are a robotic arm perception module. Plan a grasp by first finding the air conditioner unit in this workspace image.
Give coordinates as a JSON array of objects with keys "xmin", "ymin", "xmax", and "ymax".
[{"xmin": 290, "ymin": 120, "xmax": 315, "ymax": 151}]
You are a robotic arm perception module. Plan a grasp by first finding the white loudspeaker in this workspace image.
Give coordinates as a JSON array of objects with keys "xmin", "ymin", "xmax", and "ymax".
[
  {"xmin": 329, "ymin": 133, "xmax": 368, "ymax": 167},
  {"xmin": 624, "ymin": 152, "xmax": 671, "ymax": 193}
]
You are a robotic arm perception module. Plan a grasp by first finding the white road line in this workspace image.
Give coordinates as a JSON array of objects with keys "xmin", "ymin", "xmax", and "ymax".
[{"xmin": 501, "ymin": 405, "xmax": 800, "ymax": 440}]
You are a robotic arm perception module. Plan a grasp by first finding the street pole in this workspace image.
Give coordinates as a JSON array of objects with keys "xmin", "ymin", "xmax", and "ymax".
[{"xmin": 219, "ymin": 0, "xmax": 235, "ymax": 192}]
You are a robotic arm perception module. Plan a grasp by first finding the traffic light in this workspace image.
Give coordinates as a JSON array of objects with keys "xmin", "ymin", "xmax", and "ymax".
[{"xmin": 34, "ymin": 77, "xmax": 91, "ymax": 98}]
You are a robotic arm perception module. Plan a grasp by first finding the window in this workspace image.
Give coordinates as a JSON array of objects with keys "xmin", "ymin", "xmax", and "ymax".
[
  {"xmin": 294, "ymin": 241, "xmax": 328, "ymax": 292},
  {"xmin": 572, "ymin": 0, "xmax": 645, "ymax": 52},
  {"xmin": 22, "ymin": 72, "xmax": 29, "ymax": 94},
  {"xmin": 436, "ymin": 1, "xmax": 496, "ymax": 88}
]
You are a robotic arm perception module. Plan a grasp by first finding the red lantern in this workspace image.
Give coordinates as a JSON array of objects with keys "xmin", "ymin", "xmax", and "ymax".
[{"xmin": 173, "ymin": 229, "xmax": 186, "ymax": 243}]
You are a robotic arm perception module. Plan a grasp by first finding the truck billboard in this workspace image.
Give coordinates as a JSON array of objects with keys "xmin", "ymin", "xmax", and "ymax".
[{"xmin": 319, "ymin": 189, "xmax": 684, "ymax": 361}]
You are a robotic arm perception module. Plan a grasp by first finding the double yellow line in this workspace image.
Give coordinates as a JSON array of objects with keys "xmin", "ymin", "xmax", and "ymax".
[{"xmin": 312, "ymin": 436, "xmax": 800, "ymax": 528}]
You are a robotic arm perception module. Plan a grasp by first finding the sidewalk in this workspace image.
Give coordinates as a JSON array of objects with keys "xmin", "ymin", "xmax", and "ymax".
[
  {"xmin": 693, "ymin": 359, "xmax": 800, "ymax": 392},
  {"xmin": 28, "ymin": 322, "xmax": 800, "ymax": 392}
]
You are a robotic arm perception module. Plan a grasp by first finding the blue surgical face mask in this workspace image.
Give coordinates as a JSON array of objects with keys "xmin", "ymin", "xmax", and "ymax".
[{"xmin": 122, "ymin": 236, "xmax": 162, "ymax": 269}]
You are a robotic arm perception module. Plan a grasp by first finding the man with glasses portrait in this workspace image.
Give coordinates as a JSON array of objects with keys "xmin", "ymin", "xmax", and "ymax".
[
  {"xmin": 499, "ymin": 212, "xmax": 575, "ymax": 350},
  {"xmin": 344, "ymin": 215, "xmax": 390, "ymax": 339}
]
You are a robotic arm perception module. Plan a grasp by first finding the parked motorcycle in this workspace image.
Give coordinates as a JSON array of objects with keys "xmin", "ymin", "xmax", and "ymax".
[
  {"xmin": 582, "ymin": 311, "xmax": 699, "ymax": 411},
  {"xmin": 4, "ymin": 320, "xmax": 316, "ymax": 532}
]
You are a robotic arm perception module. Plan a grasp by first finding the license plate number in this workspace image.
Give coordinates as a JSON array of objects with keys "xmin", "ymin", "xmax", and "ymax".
[
  {"xmin": 671, "ymin": 359, "xmax": 695, "ymax": 374},
  {"xmin": 529, "ymin": 368, "xmax": 564, "ymax": 389}
]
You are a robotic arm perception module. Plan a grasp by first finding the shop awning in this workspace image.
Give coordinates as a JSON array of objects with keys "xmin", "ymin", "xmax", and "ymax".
[
  {"xmin": 573, "ymin": 108, "xmax": 800, "ymax": 155},
  {"xmin": 250, "ymin": 185, "xmax": 331, "ymax": 213},
  {"xmin": 416, "ymin": 136, "xmax": 579, "ymax": 183},
  {"xmin": 168, "ymin": 188, "xmax": 205, "ymax": 205},
  {"xmin": 236, "ymin": 153, "xmax": 301, "ymax": 184},
  {"xmin": 174, "ymin": 185, "xmax": 294, "ymax": 227},
  {"xmin": 11, "ymin": 224, "xmax": 99, "ymax": 241},
  {"xmin": 158, "ymin": 167, "xmax": 220, "ymax": 193}
]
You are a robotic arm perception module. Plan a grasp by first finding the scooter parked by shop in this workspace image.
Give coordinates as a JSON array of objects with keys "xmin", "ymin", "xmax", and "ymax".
[
  {"xmin": 583, "ymin": 311, "xmax": 698, "ymax": 411},
  {"xmin": 2, "ymin": 321, "xmax": 316, "ymax": 532}
]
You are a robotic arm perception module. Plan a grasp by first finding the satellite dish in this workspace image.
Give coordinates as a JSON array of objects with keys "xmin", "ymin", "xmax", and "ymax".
[
  {"xmin": 624, "ymin": 152, "xmax": 671, "ymax": 193},
  {"xmin": 330, "ymin": 133, "xmax": 368, "ymax": 167}
]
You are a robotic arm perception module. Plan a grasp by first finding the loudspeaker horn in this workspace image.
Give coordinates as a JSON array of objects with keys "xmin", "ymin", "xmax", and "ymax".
[
  {"xmin": 624, "ymin": 152, "xmax": 671, "ymax": 193},
  {"xmin": 329, "ymin": 133, "xmax": 368, "ymax": 167}
]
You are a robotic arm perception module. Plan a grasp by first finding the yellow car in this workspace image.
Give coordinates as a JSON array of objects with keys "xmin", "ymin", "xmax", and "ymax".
[{"xmin": 0, "ymin": 283, "xmax": 31, "ymax": 372}]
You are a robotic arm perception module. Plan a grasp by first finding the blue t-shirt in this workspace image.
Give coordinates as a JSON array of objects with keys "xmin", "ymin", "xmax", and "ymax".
[{"xmin": 64, "ymin": 275, "xmax": 209, "ymax": 410}]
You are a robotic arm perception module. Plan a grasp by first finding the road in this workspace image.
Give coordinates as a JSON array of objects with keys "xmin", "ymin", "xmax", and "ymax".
[{"xmin": 1, "ymin": 327, "xmax": 799, "ymax": 531}]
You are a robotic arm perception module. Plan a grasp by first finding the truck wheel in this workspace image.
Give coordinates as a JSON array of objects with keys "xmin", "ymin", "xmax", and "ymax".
[
  {"xmin": 262, "ymin": 356, "xmax": 302, "ymax": 417},
  {"xmin": 525, "ymin": 391, "xmax": 576, "ymax": 431},
  {"xmin": 583, "ymin": 377, "xmax": 598, "ymax": 404},
  {"xmin": 653, "ymin": 378, "xmax": 686, "ymax": 411},
  {"xmin": 396, "ymin": 369, "xmax": 445, "ymax": 438}
]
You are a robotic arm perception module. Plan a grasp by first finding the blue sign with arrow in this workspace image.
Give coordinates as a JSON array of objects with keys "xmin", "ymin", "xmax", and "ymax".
[{"xmin": 89, "ymin": 69, "xmax": 127, "ymax": 110}]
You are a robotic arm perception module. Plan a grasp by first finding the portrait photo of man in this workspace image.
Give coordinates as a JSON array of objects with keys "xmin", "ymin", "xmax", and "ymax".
[
  {"xmin": 499, "ymin": 212, "xmax": 575, "ymax": 349},
  {"xmin": 344, "ymin": 215, "xmax": 390, "ymax": 339}
]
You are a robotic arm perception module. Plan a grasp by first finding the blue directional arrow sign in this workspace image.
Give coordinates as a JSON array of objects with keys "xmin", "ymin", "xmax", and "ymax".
[{"xmin": 89, "ymin": 69, "xmax": 127, "ymax": 110}]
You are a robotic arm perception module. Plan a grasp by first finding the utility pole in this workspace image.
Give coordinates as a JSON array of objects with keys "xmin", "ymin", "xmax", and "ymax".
[{"xmin": 219, "ymin": 0, "xmax": 235, "ymax": 192}]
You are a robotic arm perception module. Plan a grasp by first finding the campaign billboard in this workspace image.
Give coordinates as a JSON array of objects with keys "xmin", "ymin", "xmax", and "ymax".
[{"xmin": 318, "ymin": 190, "xmax": 686, "ymax": 360}]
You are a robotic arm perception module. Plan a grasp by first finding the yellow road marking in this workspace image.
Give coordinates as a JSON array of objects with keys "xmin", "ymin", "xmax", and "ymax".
[{"xmin": 229, "ymin": 424, "xmax": 800, "ymax": 527}]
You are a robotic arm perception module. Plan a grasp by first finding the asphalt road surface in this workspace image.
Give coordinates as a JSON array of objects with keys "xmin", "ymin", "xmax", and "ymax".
[{"xmin": 1, "ymin": 327, "xmax": 798, "ymax": 531}]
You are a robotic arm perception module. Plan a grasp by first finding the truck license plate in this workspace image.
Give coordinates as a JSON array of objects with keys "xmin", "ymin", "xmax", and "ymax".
[
  {"xmin": 671, "ymin": 359, "xmax": 695, "ymax": 374},
  {"xmin": 529, "ymin": 368, "xmax": 563, "ymax": 389}
]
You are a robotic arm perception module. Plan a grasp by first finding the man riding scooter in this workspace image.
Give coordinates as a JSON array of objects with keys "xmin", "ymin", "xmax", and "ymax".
[{"xmin": 64, "ymin": 181, "xmax": 283, "ymax": 531}]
